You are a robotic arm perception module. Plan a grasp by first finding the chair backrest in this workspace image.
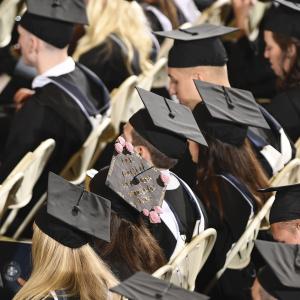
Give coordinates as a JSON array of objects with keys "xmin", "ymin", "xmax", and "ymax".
[
  {"xmin": 295, "ymin": 138, "xmax": 300, "ymax": 159},
  {"xmin": 0, "ymin": 0, "xmax": 20, "ymax": 47},
  {"xmin": 60, "ymin": 116, "xmax": 111, "ymax": 185},
  {"xmin": 152, "ymin": 264, "xmax": 174, "ymax": 281},
  {"xmin": 168, "ymin": 228, "xmax": 217, "ymax": 291},
  {"xmin": 205, "ymin": 195, "xmax": 275, "ymax": 293},
  {"xmin": 124, "ymin": 58, "xmax": 168, "ymax": 121},
  {"xmin": 110, "ymin": 75, "xmax": 138, "ymax": 133},
  {"xmin": 0, "ymin": 172, "xmax": 23, "ymax": 218},
  {"xmin": 269, "ymin": 158, "xmax": 300, "ymax": 186},
  {"xmin": 8, "ymin": 139, "xmax": 56, "ymax": 209}
]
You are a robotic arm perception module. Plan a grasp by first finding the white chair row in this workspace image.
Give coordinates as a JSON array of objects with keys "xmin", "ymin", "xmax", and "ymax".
[{"xmin": 153, "ymin": 228, "xmax": 217, "ymax": 291}]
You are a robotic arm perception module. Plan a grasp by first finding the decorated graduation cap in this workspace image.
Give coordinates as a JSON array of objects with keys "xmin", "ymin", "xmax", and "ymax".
[
  {"xmin": 255, "ymin": 240, "xmax": 300, "ymax": 299},
  {"xmin": 19, "ymin": 0, "xmax": 88, "ymax": 49},
  {"xmin": 264, "ymin": 0, "xmax": 300, "ymax": 39},
  {"xmin": 258, "ymin": 183, "xmax": 300, "ymax": 224},
  {"xmin": 129, "ymin": 87, "xmax": 207, "ymax": 159},
  {"xmin": 103, "ymin": 141, "xmax": 167, "ymax": 216},
  {"xmin": 35, "ymin": 172, "xmax": 111, "ymax": 248},
  {"xmin": 110, "ymin": 272, "xmax": 210, "ymax": 300},
  {"xmin": 155, "ymin": 24, "xmax": 238, "ymax": 67},
  {"xmin": 192, "ymin": 80, "xmax": 270, "ymax": 146}
]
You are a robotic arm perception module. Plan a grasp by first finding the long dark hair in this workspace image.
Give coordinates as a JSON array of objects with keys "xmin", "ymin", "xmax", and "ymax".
[
  {"xmin": 95, "ymin": 213, "xmax": 166, "ymax": 275},
  {"xmin": 273, "ymin": 32, "xmax": 300, "ymax": 90},
  {"xmin": 196, "ymin": 136, "xmax": 270, "ymax": 217}
]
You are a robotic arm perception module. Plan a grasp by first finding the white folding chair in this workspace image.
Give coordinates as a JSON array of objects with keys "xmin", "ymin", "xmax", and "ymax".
[
  {"xmin": 295, "ymin": 138, "xmax": 300, "ymax": 159},
  {"xmin": 0, "ymin": 139, "xmax": 55, "ymax": 235},
  {"xmin": 0, "ymin": 172, "xmax": 23, "ymax": 219},
  {"xmin": 60, "ymin": 115, "xmax": 111, "ymax": 185},
  {"xmin": 152, "ymin": 264, "xmax": 174, "ymax": 281},
  {"xmin": 205, "ymin": 195, "xmax": 275, "ymax": 293},
  {"xmin": 0, "ymin": 0, "xmax": 20, "ymax": 47},
  {"xmin": 168, "ymin": 228, "xmax": 217, "ymax": 291},
  {"xmin": 110, "ymin": 75, "xmax": 138, "ymax": 134},
  {"xmin": 269, "ymin": 158, "xmax": 300, "ymax": 186}
]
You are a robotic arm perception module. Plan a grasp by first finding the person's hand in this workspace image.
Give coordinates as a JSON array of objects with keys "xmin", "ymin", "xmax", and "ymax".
[
  {"xmin": 14, "ymin": 88, "xmax": 35, "ymax": 111},
  {"xmin": 232, "ymin": 0, "xmax": 257, "ymax": 36}
]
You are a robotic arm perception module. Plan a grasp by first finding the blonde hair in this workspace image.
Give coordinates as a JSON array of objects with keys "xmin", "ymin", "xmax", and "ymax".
[
  {"xmin": 73, "ymin": 0, "xmax": 153, "ymax": 73},
  {"xmin": 13, "ymin": 224, "xmax": 120, "ymax": 300}
]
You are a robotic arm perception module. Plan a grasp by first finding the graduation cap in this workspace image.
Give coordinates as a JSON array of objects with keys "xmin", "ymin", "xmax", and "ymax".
[
  {"xmin": 105, "ymin": 147, "xmax": 167, "ymax": 213},
  {"xmin": 0, "ymin": 241, "xmax": 32, "ymax": 299},
  {"xmin": 192, "ymin": 80, "xmax": 270, "ymax": 146},
  {"xmin": 154, "ymin": 24, "xmax": 238, "ymax": 68},
  {"xmin": 35, "ymin": 172, "xmax": 111, "ymax": 248},
  {"xmin": 110, "ymin": 272, "xmax": 210, "ymax": 300},
  {"xmin": 258, "ymin": 183, "xmax": 300, "ymax": 224},
  {"xmin": 255, "ymin": 240, "xmax": 300, "ymax": 299},
  {"xmin": 264, "ymin": 0, "xmax": 300, "ymax": 39},
  {"xmin": 19, "ymin": 0, "xmax": 88, "ymax": 49},
  {"xmin": 129, "ymin": 88, "xmax": 207, "ymax": 159}
]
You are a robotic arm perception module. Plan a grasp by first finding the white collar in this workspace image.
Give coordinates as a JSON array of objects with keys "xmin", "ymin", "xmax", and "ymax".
[{"xmin": 32, "ymin": 57, "xmax": 75, "ymax": 89}]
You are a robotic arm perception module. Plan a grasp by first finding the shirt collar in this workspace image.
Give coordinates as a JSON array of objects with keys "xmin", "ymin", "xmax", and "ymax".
[{"xmin": 32, "ymin": 57, "xmax": 75, "ymax": 89}]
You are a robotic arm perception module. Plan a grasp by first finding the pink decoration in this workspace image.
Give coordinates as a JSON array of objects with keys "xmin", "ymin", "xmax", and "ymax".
[
  {"xmin": 160, "ymin": 172, "xmax": 170, "ymax": 186},
  {"xmin": 142, "ymin": 209, "xmax": 150, "ymax": 217},
  {"xmin": 117, "ymin": 136, "xmax": 126, "ymax": 146},
  {"xmin": 154, "ymin": 206, "xmax": 163, "ymax": 214},
  {"xmin": 149, "ymin": 211, "xmax": 161, "ymax": 224},
  {"xmin": 115, "ymin": 142, "xmax": 124, "ymax": 154},
  {"xmin": 125, "ymin": 142, "xmax": 134, "ymax": 153}
]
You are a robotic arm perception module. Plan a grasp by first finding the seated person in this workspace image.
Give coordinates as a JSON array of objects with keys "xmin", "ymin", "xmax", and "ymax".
[
  {"xmin": 73, "ymin": 0, "xmax": 155, "ymax": 92},
  {"xmin": 122, "ymin": 89, "xmax": 208, "ymax": 259},
  {"xmin": 90, "ymin": 166, "xmax": 167, "ymax": 281},
  {"xmin": 0, "ymin": 0, "xmax": 110, "ymax": 234},
  {"xmin": 263, "ymin": 0, "xmax": 300, "ymax": 143},
  {"xmin": 252, "ymin": 183, "xmax": 300, "ymax": 300},
  {"xmin": 190, "ymin": 81, "xmax": 271, "ymax": 299},
  {"xmin": 155, "ymin": 24, "xmax": 295, "ymax": 179},
  {"xmin": 13, "ymin": 172, "xmax": 119, "ymax": 300}
]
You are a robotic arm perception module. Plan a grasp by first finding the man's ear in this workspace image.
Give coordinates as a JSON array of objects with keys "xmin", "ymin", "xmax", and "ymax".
[
  {"xmin": 136, "ymin": 145, "xmax": 152, "ymax": 162},
  {"xmin": 192, "ymin": 71, "xmax": 204, "ymax": 81},
  {"xmin": 287, "ymin": 43, "xmax": 297, "ymax": 59}
]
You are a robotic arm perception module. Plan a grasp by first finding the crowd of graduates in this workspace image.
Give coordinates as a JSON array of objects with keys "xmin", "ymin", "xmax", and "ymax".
[{"xmin": 0, "ymin": 0, "xmax": 300, "ymax": 299}]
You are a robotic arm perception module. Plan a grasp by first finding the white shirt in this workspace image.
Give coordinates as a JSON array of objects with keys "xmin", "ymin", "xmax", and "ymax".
[{"xmin": 32, "ymin": 57, "xmax": 75, "ymax": 89}]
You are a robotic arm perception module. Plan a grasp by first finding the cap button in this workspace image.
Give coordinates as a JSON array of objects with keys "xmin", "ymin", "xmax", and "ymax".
[{"xmin": 168, "ymin": 112, "xmax": 175, "ymax": 119}]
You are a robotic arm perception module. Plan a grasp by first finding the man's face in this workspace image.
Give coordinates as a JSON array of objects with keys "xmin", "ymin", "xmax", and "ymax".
[
  {"xmin": 17, "ymin": 25, "xmax": 36, "ymax": 67},
  {"xmin": 168, "ymin": 67, "xmax": 202, "ymax": 110},
  {"xmin": 271, "ymin": 222, "xmax": 300, "ymax": 244}
]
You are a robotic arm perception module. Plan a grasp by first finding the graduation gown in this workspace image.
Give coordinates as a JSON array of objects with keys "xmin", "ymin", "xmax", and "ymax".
[
  {"xmin": 265, "ymin": 86, "xmax": 300, "ymax": 143},
  {"xmin": 78, "ymin": 34, "xmax": 142, "ymax": 93},
  {"xmin": 196, "ymin": 174, "xmax": 256, "ymax": 299},
  {"xmin": 149, "ymin": 172, "xmax": 207, "ymax": 260},
  {"xmin": 0, "ymin": 62, "xmax": 109, "ymax": 234}
]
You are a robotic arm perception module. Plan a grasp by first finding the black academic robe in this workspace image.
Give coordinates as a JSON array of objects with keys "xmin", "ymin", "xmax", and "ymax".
[
  {"xmin": 196, "ymin": 175, "xmax": 256, "ymax": 299},
  {"xmin": 265, "ymin": 86, "xmax": 300, "ymax": 143},
  {"xmin": 0, "ymin": 66, "xmax": 107, "ymax": 234},
  {"xmin": 150, "ymin": 174, "xmax": 207, "ymax": 260},
  {"xmin": 78, "ymin": 34, "xmax": 142, "ymax": 93}
]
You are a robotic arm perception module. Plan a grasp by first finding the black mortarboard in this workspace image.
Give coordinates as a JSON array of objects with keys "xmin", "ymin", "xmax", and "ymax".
[
  {"xmin": 258, "ymin": 183, "xmax": 300, "ymax": 224},
  {"xmin": 105, "ymin": 148, "xmax": 166, "ymax": 212},
  {"xmin": 110, "ymin": 272, "xmax": 210, "ymax": 300},
  {"xmin": 193, "ymin": 80, "xmax": 270, "ymax": 146},
  {"xmin": 155, "ymin": 24, "xmax": 238, "ymax": 67},
  {"xmin": 19, "ymin": 0, "xmax": 88, "ymax": 49},
  {"xmin": 129, "ymin": 88, "xmax": 207, "ymax": 159},
  {"xmin": 0, "ymin": 241, "xmax": 32, "ymax": 299},
  {"xmin": 35, "ymin": 172, "xmax": 111, "ymax": 248},
  {"xmin": 256, "ymin": 240, "xmax": 300, "ymax": 299},
  {"xmin": 264, "ymin": 0, "xmax": 300, "ymax": 39}
]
